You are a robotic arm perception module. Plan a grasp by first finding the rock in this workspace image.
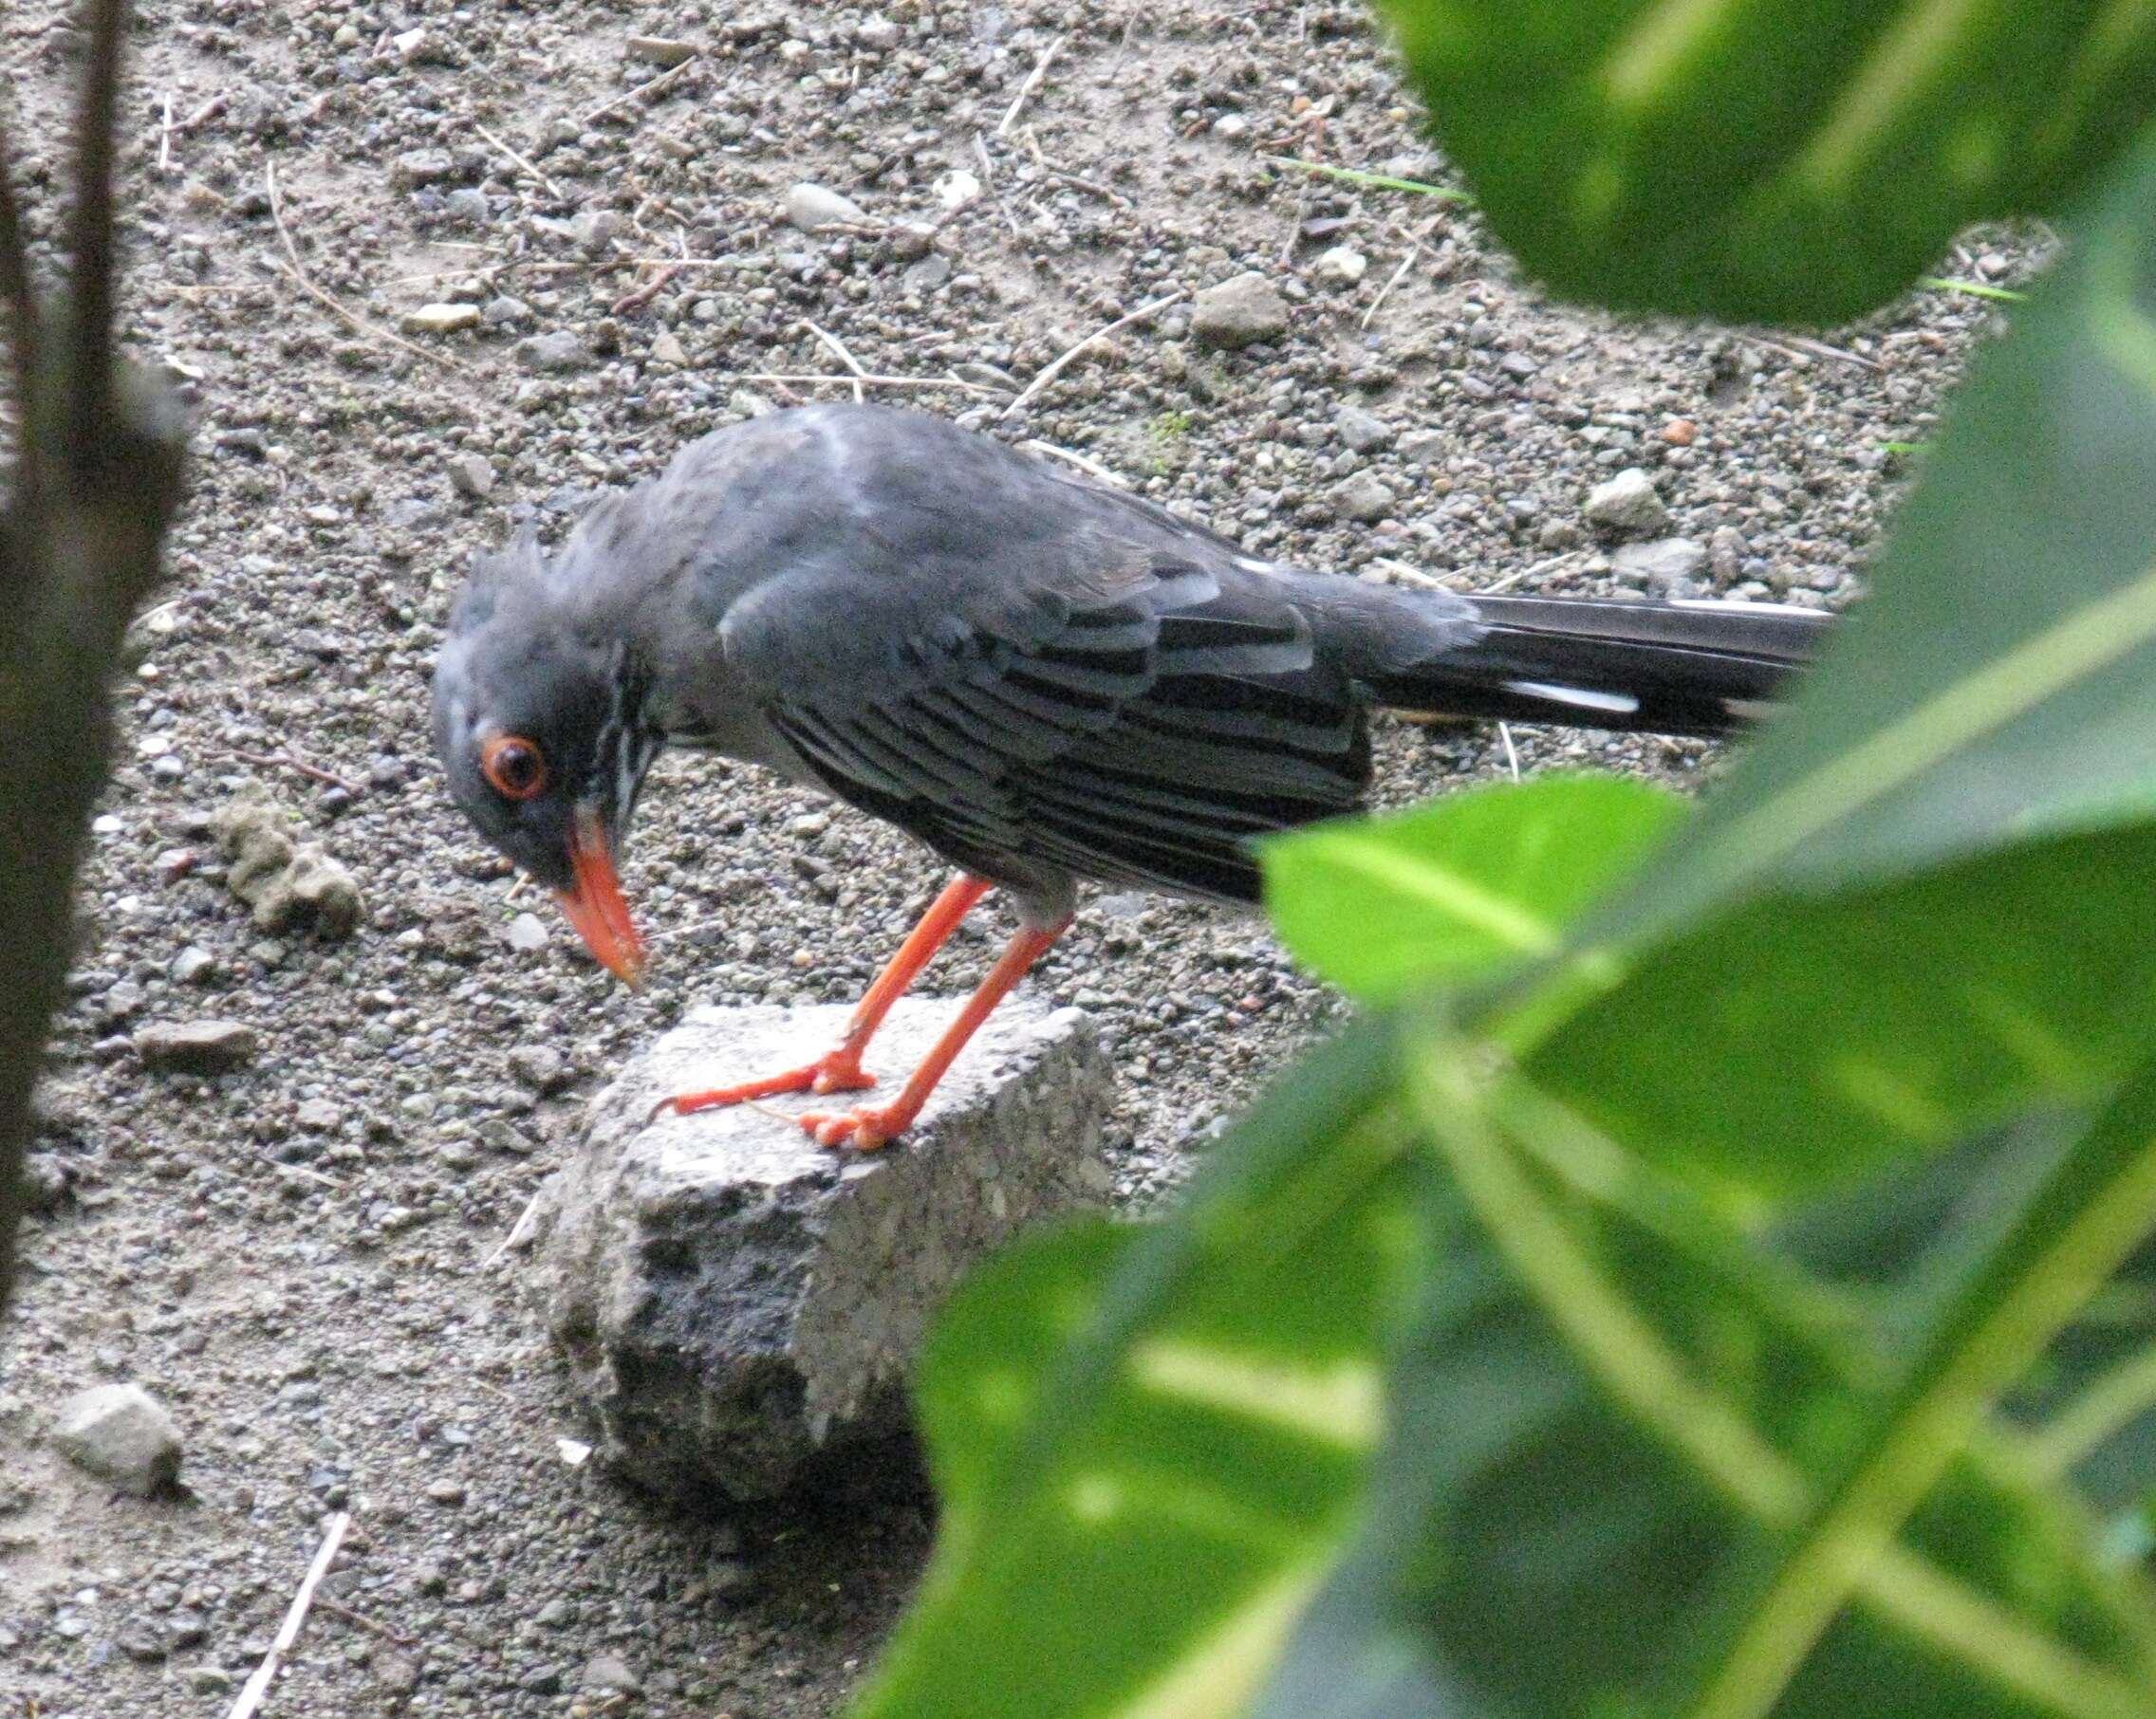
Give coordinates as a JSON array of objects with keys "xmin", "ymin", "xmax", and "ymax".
[
  {"xmin": 857, "ymin": 15, "xmax": 901, "ymax": 50},
  {"xmin": 785, "ymin": 183, "xmax": 870, "ymax": 231},
  {"xmin": 1190, "ymin": 271, "xmax": 1289, "ymax": 350},
  {"xmin": 1708, "ymin": 525, "xmax": 1748, "ymax": 582},
  {"xmin": 295, "ymin": 1098, "xmax": 342, "ymax": 1132},
  {"xmin": 649, "ymin": 328, "xmax": 688, "ymax": 367},
  {"xmin": 1395, "ymin": 428, "xmax": 1445, "ymax": 464},
  {"xmin": 518, "ymin": 331, "xmax": 590, "ymax": 374},
  {"xmin": 508, "ymin": 1043, "xmax": 569, "ymax": 1094},
  {"xmin": 1314, "ymin": 245, "xmax": 1367, "ymax": 286},
  {"xmin": 402, "ymin": 303, "xmax": 479, "ymax": 335},
  {"xmin": 583, "ymin": 1654, "xmax": 641, "ymax": 1693},
  {"xmin": 444, "ymin": 187, "xmax": 491, "ymax": 224},
  {"xmin": 134, "ymin": 1020, "xmax": 259, "ymax": 1074},
  {"xmin": 1212, "ymin": 113, "xmax": 1249, "ymax": 139},
  {"xmin": 531, "ymin": 995, "xmax": 1112, "ymax": 1500},
  {"xmin": 1334, "ymin": 405, "xmax": 1395, "ymax": 453},
  {"xmin": 932, "ymin": 169, "xmax": 980, "ymax": 212},
  {"xmin": 390, "ymin": 149, "xmax": 455, "ymax": 188},
  {"xmin": 624, "ymin": 34, "xmax": 697, "ymax": 67},
  {"xmin": 1611, "ymin": 536, "xmax": 1708, "ymax": 597},
  {"xmin": 445, "ymin": 453, "xmax": 494, "ymax": 498},
  {"xmin": 904, "ymin": 254, "xmax": 952, "ymax": 290},
  {"xmin": 1332, "ymin": 472, "xmax": 1397, "ymax": 523},
  {"xmin": 50, "ymin": 1383, "xmax": 182, "ymax": 1495},
  {"xmin": 1583, "ymin": 466, "xmax": 1670, "ymax": 537},
  {"xmin": 505, "ymin": 912, "xmax": 549, "ymax": 953},
  {"xmin": 209, "ymin": 788, "xmax": 364, "ymax": 939}
]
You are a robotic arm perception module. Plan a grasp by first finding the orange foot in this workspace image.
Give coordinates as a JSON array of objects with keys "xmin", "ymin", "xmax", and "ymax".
[
  {"xmin": 650, "ymin": 1052, "xmax": 875, "ymax": 1123},
  {"xmin": 797, "ymin": 1103, "xmax": 910, "ymax": 1153}
]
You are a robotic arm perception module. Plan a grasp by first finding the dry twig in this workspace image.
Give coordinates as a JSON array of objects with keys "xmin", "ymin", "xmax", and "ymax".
[
  {"xmin": 472, "ymin": 122, "xmax": 562, "ymax": 199},
  {"xmin": 265, "ymin": 164, "xmax": 472, "ymax": 375},
  {"xmin": 1021, "ymin": 439, "xmax": 1128, "ymax": 487},
  {"xmin": 584, "ymin": 54, "xmax": 701, "ymax": 127},
  {"xmin": 997, "ymin": 34, "xmax": 1065, "ymax": 136},
  {"xmin": 224, "ymin": 1511, "xmax": 351, "ymax": 1719},
  {"xmin": 804, "ymin": 319, "xmax": 869, "ymax": 403},
  {"xmin": 229, "ymin": 748, "xmax": 363, "ymax": 796},
  {"xmin": 739, "ymin": 371, "xmax": 1001, "ymax": 396},
  {"xmin": 1000, "ymin": 289, "xmax": 1186, "ymax": 419},
  {"xmin": 609, "ymin": 259, "xmax": 682, "ymax": 316}
]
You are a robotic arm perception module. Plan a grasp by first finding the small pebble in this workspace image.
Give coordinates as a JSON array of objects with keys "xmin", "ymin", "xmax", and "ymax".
[{"xmin": 51, "ymin": 1383, "xmax": 182, "ymax": 1495}]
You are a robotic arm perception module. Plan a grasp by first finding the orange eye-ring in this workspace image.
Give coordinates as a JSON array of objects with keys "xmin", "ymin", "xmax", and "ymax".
[{"xmin": 481, "ymin": 733, "xmax": 548, "ymax": 801}]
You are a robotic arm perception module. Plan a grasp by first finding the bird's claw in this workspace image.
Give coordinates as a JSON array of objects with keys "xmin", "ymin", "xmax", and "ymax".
[
  {"xmin": 798, "ymin": 1105, "xmax": 901, "ymax": 1153},
  {"xmin": 652, "ymin": 1052, "xmax": 876, "ymax": 1123}
]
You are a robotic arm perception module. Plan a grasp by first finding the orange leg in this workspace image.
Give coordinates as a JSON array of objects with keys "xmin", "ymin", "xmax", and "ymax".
[
  {"xmin": 654, "ymin": 876, "xmax": 993, "ymax": 1119},
  {"xmin": 800, "ymin": 918, "xmax": 1068, "ymax": 1152}
]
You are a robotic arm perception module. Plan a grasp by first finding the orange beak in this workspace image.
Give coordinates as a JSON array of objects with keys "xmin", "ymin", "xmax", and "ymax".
[{"xmin": 554, "ymin": 809, "xmax": 645, "ymax": 986}]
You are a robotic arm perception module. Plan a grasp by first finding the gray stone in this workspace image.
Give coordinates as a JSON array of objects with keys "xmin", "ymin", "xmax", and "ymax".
[
  {"xmin": 170, "ymin": 946, "xmax": 216, "ymax": 986},
  {"xmin": 531, "ymin": 994, "xmax": 1112, "ymax": 1501},
  {"xmin": 785, "ymin": 183, "xmax": 871, "ymax": 231},
  {"xmin": 1396, "ymin": 428, "xmax": 1445, "ymax": 464},
  {"xmin": 135, "ymin": 1020, "xmax": 258, "ymax": 1074},
  {"xmin": 508, "ymin": 1044, "xmax": 569, "ymax": 1094},
  {"xmin": 518, "ymin": 331, "xmax": 590, "ymax": 374},
  {"xmin": 390, "ymin": 149, "xmax": 455, "ymax": 188},
  {"xmin": 1707, "ymin": 525, "xmax": 1748, "ymax": 581},
  {"xmin": 446, "ymin": 453, "xmax": 495, "ymax": 498},
  {"xmin": 51, "ymin": 1383, "xmax": 182, "ymax": 1495},
  {"xmin": 1611, "ymin": 535, "xmax": 1708, "ymax": 597},
  {"xmin": 583, "ymin": 1654, "xmax": 641, "ymax": 1693},
  {"xmin": 1583, "ymin": 466, "xmax": 1670, "ymax": 537},
  {"xmin": 1334, "ymin": 405, "xmax": 1395, "ymax": 453},
  {"xmin": 1333, "ymin": 472, "xmax": 1396, "ymax": 523},
  {"xmin": 1190, "ymin": 271, "xmax": 1289, "ymax": 350}
]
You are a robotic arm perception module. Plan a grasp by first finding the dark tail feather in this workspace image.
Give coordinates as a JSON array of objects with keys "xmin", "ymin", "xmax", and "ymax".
[{"xmin": 1366, "ymin": 594, "xmax": 1831, "ymax": 739}]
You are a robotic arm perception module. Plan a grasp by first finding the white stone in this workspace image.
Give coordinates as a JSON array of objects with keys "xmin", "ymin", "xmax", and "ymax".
[
  {"xmin": 933, "ymin": 169, "xmax": 981, "ymax": 212},
  {"xmin": 785, "ymin": 183, "xmax": 871, "ymax": 231},
  {"xmin": 403, "ymin": 303, "xmax": 481, "ymax": 335},
  {"xmin": 1315, "ymin": 245, "xmax": 1368, "ymax": 286}
]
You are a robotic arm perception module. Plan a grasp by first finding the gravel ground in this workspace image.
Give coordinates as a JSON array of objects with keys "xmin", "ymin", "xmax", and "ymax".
[{"xmin": 1, "ymin": 1, "xmax": 2040, "ymax": 1714}]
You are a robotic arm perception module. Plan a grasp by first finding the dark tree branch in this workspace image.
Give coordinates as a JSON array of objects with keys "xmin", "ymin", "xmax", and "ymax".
[
  {"xmin": 65, "ymin": 0, "xmax": 126, "ymax": 455},
  {"xmin": 0, "ymin": 0, "xmax": 188, "ymax": 1317},
  {"xmin": 0, "ymin": 121, "xmax": 43, "ymax": 509}
]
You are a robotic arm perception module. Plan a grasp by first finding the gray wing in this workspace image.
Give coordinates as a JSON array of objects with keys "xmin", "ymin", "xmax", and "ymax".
[
  {"xmin": 706, "ymin": 412, "xmax": 1385, "ymax": 909},
  {"xmin": 721, "ymin": 547, "xmax": 1374, "ymax": 911}
]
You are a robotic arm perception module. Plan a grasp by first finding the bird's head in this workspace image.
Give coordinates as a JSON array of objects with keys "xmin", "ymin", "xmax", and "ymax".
[{"xmin": 431, "ymin": 542, "xmax": 661, "ymax": 985}]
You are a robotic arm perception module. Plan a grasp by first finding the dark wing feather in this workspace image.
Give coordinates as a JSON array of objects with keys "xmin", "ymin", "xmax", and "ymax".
[{"xmin": 737, "ymin": 553, "xmax": 1371, "ymax": 909}]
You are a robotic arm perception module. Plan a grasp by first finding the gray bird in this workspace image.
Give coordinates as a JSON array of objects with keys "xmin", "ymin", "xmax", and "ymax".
[{"xmin": 433, "ymin": 403, "xmax": 1826, "ymax": 1147}]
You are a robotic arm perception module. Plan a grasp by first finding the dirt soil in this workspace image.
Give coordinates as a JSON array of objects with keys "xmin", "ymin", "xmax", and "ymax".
[{"xmin": 1, "ymin": 1, "xmax": 2037, "ymax": 1714}]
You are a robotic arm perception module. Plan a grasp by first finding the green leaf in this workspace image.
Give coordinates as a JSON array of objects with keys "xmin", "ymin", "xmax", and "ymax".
[
  {"xmin": 1527, "ymin": 823, "xmax": 2156, "ymax": 1203},
  {"xmin": 1676, "ymin": 1059, "xmax": 2156, "ymax": 1718},
  {"xmin": 1372, "ymin": 1, "xmax": 2156, "ymax": 323},
  {"xmin": 1601, "ymin": 134, "xmax": 2156, "ymax": 933},
  {"xmin": 1262, "ymin": 775, "xmax": 1686, "ymax": 1001},
  {"xmin": 849, "ymin": 1029, "xmax": 1426, "ymax": 1719},
  {"xmin": 1255, "ymin": 1039, "xmax": 2156, "ymax": 1719}
]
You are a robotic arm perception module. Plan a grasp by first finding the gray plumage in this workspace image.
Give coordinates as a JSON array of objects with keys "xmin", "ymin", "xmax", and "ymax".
[{"xmin": 433, "ymin": 403, "xmax": 1827, "ymax": 929}]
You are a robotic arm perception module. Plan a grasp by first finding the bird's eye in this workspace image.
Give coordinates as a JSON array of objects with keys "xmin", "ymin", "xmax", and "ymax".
[{"xmin": 481, "ymin": 733, "xmax": 548, "ymax": 801}]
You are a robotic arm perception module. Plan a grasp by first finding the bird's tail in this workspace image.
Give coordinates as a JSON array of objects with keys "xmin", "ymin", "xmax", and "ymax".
[{"xmin": 1366, "ymin": 594, "xmax": 1831, "ymax": 739}]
